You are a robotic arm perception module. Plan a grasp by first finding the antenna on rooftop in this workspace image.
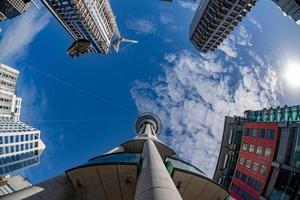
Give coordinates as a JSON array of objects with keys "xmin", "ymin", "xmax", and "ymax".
[{"xmin": 111, "ymin": 25, "xmax": 138, "ymax": 53}]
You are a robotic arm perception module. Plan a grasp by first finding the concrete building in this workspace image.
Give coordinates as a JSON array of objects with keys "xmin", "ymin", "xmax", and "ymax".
[
  {"xmin": 0, "ymin": 0, "xmax": 31, "ymax": 21},
  {"xmin": 41, "ymin": 0, "xmax": 120, "ymax": 55},
  {"xmin": 1, "ymin": 113, "xmax": 232, "ymax": 200},
  {"xmin": 214, "ymin": 105, "xmax": 300, "ymax": 200},
  {"xmin": 189, "ymin": 0, "xmax": 257, "ymax": 53},
  {"xmin": 272, "ymin": 0, "xmax": 300, "ymax": 25},
  {"xmin": 213, "ymin": 116, "xmax": 250, "ymax": 190},
  {"xmin": 0, "ymin": 64, "xmax": 21, "ymax": 121},
  {"xmin": 0, "ymin": 64, "xmax": 45, "ymax": 177},
  {"xmin": 0, "ymin": 119, "xmax": 45, "ymax": 176},
  {"xmin": 0, "ymin": 175, "xmax": 32, "ymax": 196}
]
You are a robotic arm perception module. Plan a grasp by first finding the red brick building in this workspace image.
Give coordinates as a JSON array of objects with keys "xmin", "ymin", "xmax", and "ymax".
[{"xmin": 229, "ymin": 122, "xmax": 279, "ymax": 200}]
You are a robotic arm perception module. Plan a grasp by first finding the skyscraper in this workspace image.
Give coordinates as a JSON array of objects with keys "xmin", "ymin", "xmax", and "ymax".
[
  {"xmin": 272, "ymin": 0, "xmax": 300, "ymax": 25},
  {"xmin": 0, "ymin": 0, "xmax": 31, "ymax": 21},
  {"xmin": 0, "ymin": 64, "xmax": 45, "ymax": 177},
  {"xmin": 41, "ymin": 0, "xmax": 121, "ymax": 57},
  {"xmin": 215, "ymin": 105, "xmax": 300, "ymax": 200},
  {"xmin": 189, "ymin": 0, "xmax": 257, "ymax": 53},
  {"xmin": 0, "ymin": 119, "xmax": 45, "ymax": 176},
  {"xmin": 0, "ymin": 64, "xmax": 22, "ymax": 121},
  {"xmin": 3, "ymin": 113, "xmax": 232, "ymax": 200}
]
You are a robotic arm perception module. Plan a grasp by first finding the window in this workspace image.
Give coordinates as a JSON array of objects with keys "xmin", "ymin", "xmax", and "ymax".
[
  {"xmin": 5, "ymin": 146, "xmax": 9, "ymax": 153},
  {"xmin": 25, "ymin": 135, "xmax": 29, "ymax": 141},
  {"xmin": 249, "ymin": 144, "xmax": 255, "ymax": 153},
  {"xmin": 254, "ymin": 181, "xmax": 262, "ymax": 191},
  {"xmin": 242, "ymin": 191, "xmax": 249, "ymax": 199},
  {"xmin": 0, "ymin": 137, "xmax": 2, "ymax": 144},
  {"xmin": 10, "ymin": 136, "xmax": 14, "ymax": 143},
  {"xmin": 242, "ymin": 143, "xmax": 248, "ymax": 151},
  {"xmin": 241, "ymin": 174, "xmax": 247, "ymax": 182},
  {"xmin": 237, "ymin": 187, "xmax": 243, "ymax": 196},
  {"xmin": 260, "ymin": 129, "xmax": 265, "ymax": 138},
  {"xmin": 246, "ymin": 159, "xmax": 252, "ymax": 168},
  {"xmin": 244, "ymin": 128, "xmax": 250, "ymax": 136},
  {"xmin": 265, "ymin": 147, "xmax": 272, "ymax": 157},
  {"xmin": 253, "ymin": 162, "xmax": 259, "ymax": 171},
  {"xmin": 5, "ymin": 136, "xmax": 8, "ymax": 143},
  {"xmin": 10, "ymin": 146, "xmax": 14, "ymax": 153},
  {"xmin": 252, "ymin": 129, "xmax": 257, "ymax": 137},
  {"xmin": 21, "ymin": 135, "xmax": 24, "ymax": 142},
  {"xmin": 260, "ymin": 165, "xmax": 267, "ymax": 175},
  {"xmin": 0, "ymin": 147, "xmax": 3, "ymax": 154},
  {"xmin": 30, "ymin": 134, "xmax": 33, "ymax": 140},
  {"xmin": 247, "ymin": 177, "xmax": 254, "ymax": 186},
  {"xmin": 21, "ymin": 144, "xmax": 24, "ymax": 151},
  {"xmin": 16, "ymin": 145, "xmax": 19, "ymax": 152},
  {"xmin": 230, "ymin": 183, "xmax": 237, "ymax": 192},
  {"xmin": 256, "ymin": 146, "xmax": 263, "ymax": 155},
  {"xmin": 16, "ymin": 135, "xmax": 19, "ymax": 142},
  {"xmin": 267, "ymin": 129, "xmax": 275, "ymax": 139},
  {"xmin": 239, "ymin": 157, "xmax": 245, "ymax": 165},
  {"xmin": 235, "ymin": 170, "xmax": 241, "ymax": 178}
]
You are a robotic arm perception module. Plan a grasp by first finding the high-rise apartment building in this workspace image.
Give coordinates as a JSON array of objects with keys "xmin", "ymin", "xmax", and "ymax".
[
  {"xmin": 215, "ymin": 105, "xmax": 300, "ymax": 200},
  {"xmin": 0, "ymin": 119, "xmax": 45, "ymax": 176},
  {"xmin": 0, "ymin": 64, "xmax": 21, "ymax": 121},
  {"xmin": 41, "ymin": 0, "xmax": 120, "ymax": 56},
  {"xmin": 0, "ymin": 63, "xmax": 45, "ymax": 177},
  {"xmin": 272, "ymin": 0, "xmax": 300, "ymax": 25},
  {"xmin": 189, "ymin": 0, "xmax": 257, "ymax": 53},
  {"xmin": 0, "ymin": 0, "xmax": 31, "ymax": 21},
  {"xmin": 0, "ymin": 175, "xmax": 32, "ymax": 196},
  {"xmin": 2, "ymin": 113, "xmax": 232, "ymax": 200}
]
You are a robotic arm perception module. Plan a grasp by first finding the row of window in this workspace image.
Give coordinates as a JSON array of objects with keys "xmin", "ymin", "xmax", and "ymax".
[
  {"xmin": 0, "ymin": 142, "xmax": 38, "ymax": 154},
  {"xmin": 0, "ymin": 71, "xmax": 17, "ymax": 81},
  {"xmin": 244, "ymin": 128, "xmax": 275, "ymax": 139},
  {"xmin": 241, "ymin": 143, "xmax": 272, "ymax": 157},
  {"xmin": 239, "ymin": 157, "xmax": 268, "ymax": 175},
  {"xmin": 0, "ymin": 151, "xmax": 37, "ymax": 164},
  {"xmin": 0, "ymin": 105, "xmax": 10, "ymax": 110},
  {"xmin": 0, "ymin": 134, "xmax": 39, "ymax": 144},
  {"xmin": 0, "ymin": 97, "xmax": 12, "ymax": 103},
  {"xmin": 0, "ymin": 80, "xmax": 15, "ymax": 89},
  {"xmin": 231, "ymin": 183, "xmax": 257, "ymax": 200},
  {"xmin": 0, "ymin": 157, "xmax": 39, "ymax": 174}
]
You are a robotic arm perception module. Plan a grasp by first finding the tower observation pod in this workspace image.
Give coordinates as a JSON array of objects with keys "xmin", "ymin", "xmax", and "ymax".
[{"xmin": 5, "ymin": 113, "xmax": 232, "ymax": 200}]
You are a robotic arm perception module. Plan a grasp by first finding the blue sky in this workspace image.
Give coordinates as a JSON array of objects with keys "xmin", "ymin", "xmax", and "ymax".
[{"xmin": 0, "ymin": 0, "xmax": 299, "ymax": 183}]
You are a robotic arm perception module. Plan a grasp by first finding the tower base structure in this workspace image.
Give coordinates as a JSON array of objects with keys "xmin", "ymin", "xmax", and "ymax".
[{"xmin": 1, "ymin": 113, "xmax": 232, "ymax": 200}]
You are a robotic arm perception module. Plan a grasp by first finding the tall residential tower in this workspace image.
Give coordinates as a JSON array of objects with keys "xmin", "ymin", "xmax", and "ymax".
[
  {"xmin": 3, "ymin": 113, "xmax": 232, "ymax": 200},
  {"xmin": 189, "ymin": 0, "xmax": 257, "ymax": 53},
  {"xmin": 0, "ymin": 64, "xmax": 45, "ymax": 177},
  {"xmin": 41, "ymin": 0, "xmax": 123, "ymax": 57}
]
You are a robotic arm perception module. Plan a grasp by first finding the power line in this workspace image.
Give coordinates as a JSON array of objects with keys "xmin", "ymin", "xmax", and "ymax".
[
  {"xmin": 17, "ymin": 61, "xmax": 134, "ymax": 114},
  {"xmin": 23, "ymin": 117, "xmax": 131, "ymax": 123}
]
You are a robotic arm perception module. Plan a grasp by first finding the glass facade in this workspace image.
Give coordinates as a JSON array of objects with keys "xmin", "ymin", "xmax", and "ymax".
[
  {"xmin": 87, "ymin": 153, "xmax": 141, "ymax": 165},
  {"xmin": 292, "ymin": 127, "xmax": 300, "ymax": 168},
  {"xmin": 269, "ymin": 169, "xmax": 300, "ymax": 200},
  {"xmin": 165, "ymin": 157, "xmax": 205, "ymax": 176}
]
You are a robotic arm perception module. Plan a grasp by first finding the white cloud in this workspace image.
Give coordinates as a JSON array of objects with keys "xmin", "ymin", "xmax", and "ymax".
[
  {"xmin": 0, "ymin": 6, "xmax": 50, "ymax": 64},
  {"xmin": 126, "ymin": 18, "xmax": 156, "ymax": 34},
  {"xmin": 177, "ymin": 1, "xmax": 198, "ymax": 11},
  {"xmin": 131, "ymin": 28, "xmax": 283, "ymax": 177},
  {"xmin": 248, "ymin": 17, "xmax": 263, "ymax": 31},
  {"xmin": 159, "ymin": 13, "xmax": 182, "ymax": 31}
]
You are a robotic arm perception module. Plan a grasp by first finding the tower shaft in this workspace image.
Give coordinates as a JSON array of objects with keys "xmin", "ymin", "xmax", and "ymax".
[{"xmin": 134, "ymin": 123, "xmax": 183, "ymax": 200}]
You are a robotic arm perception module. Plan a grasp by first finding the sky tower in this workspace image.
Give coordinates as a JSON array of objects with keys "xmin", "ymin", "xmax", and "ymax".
[{"xmin": 4, "ymin": 113, "xmax": 231, "ymax": 200}]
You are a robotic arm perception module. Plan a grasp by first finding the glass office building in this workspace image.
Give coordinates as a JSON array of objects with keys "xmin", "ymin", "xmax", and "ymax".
[{"xmin": 0, "ymin": 119, "xmax": 45, "ymax": 176}]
